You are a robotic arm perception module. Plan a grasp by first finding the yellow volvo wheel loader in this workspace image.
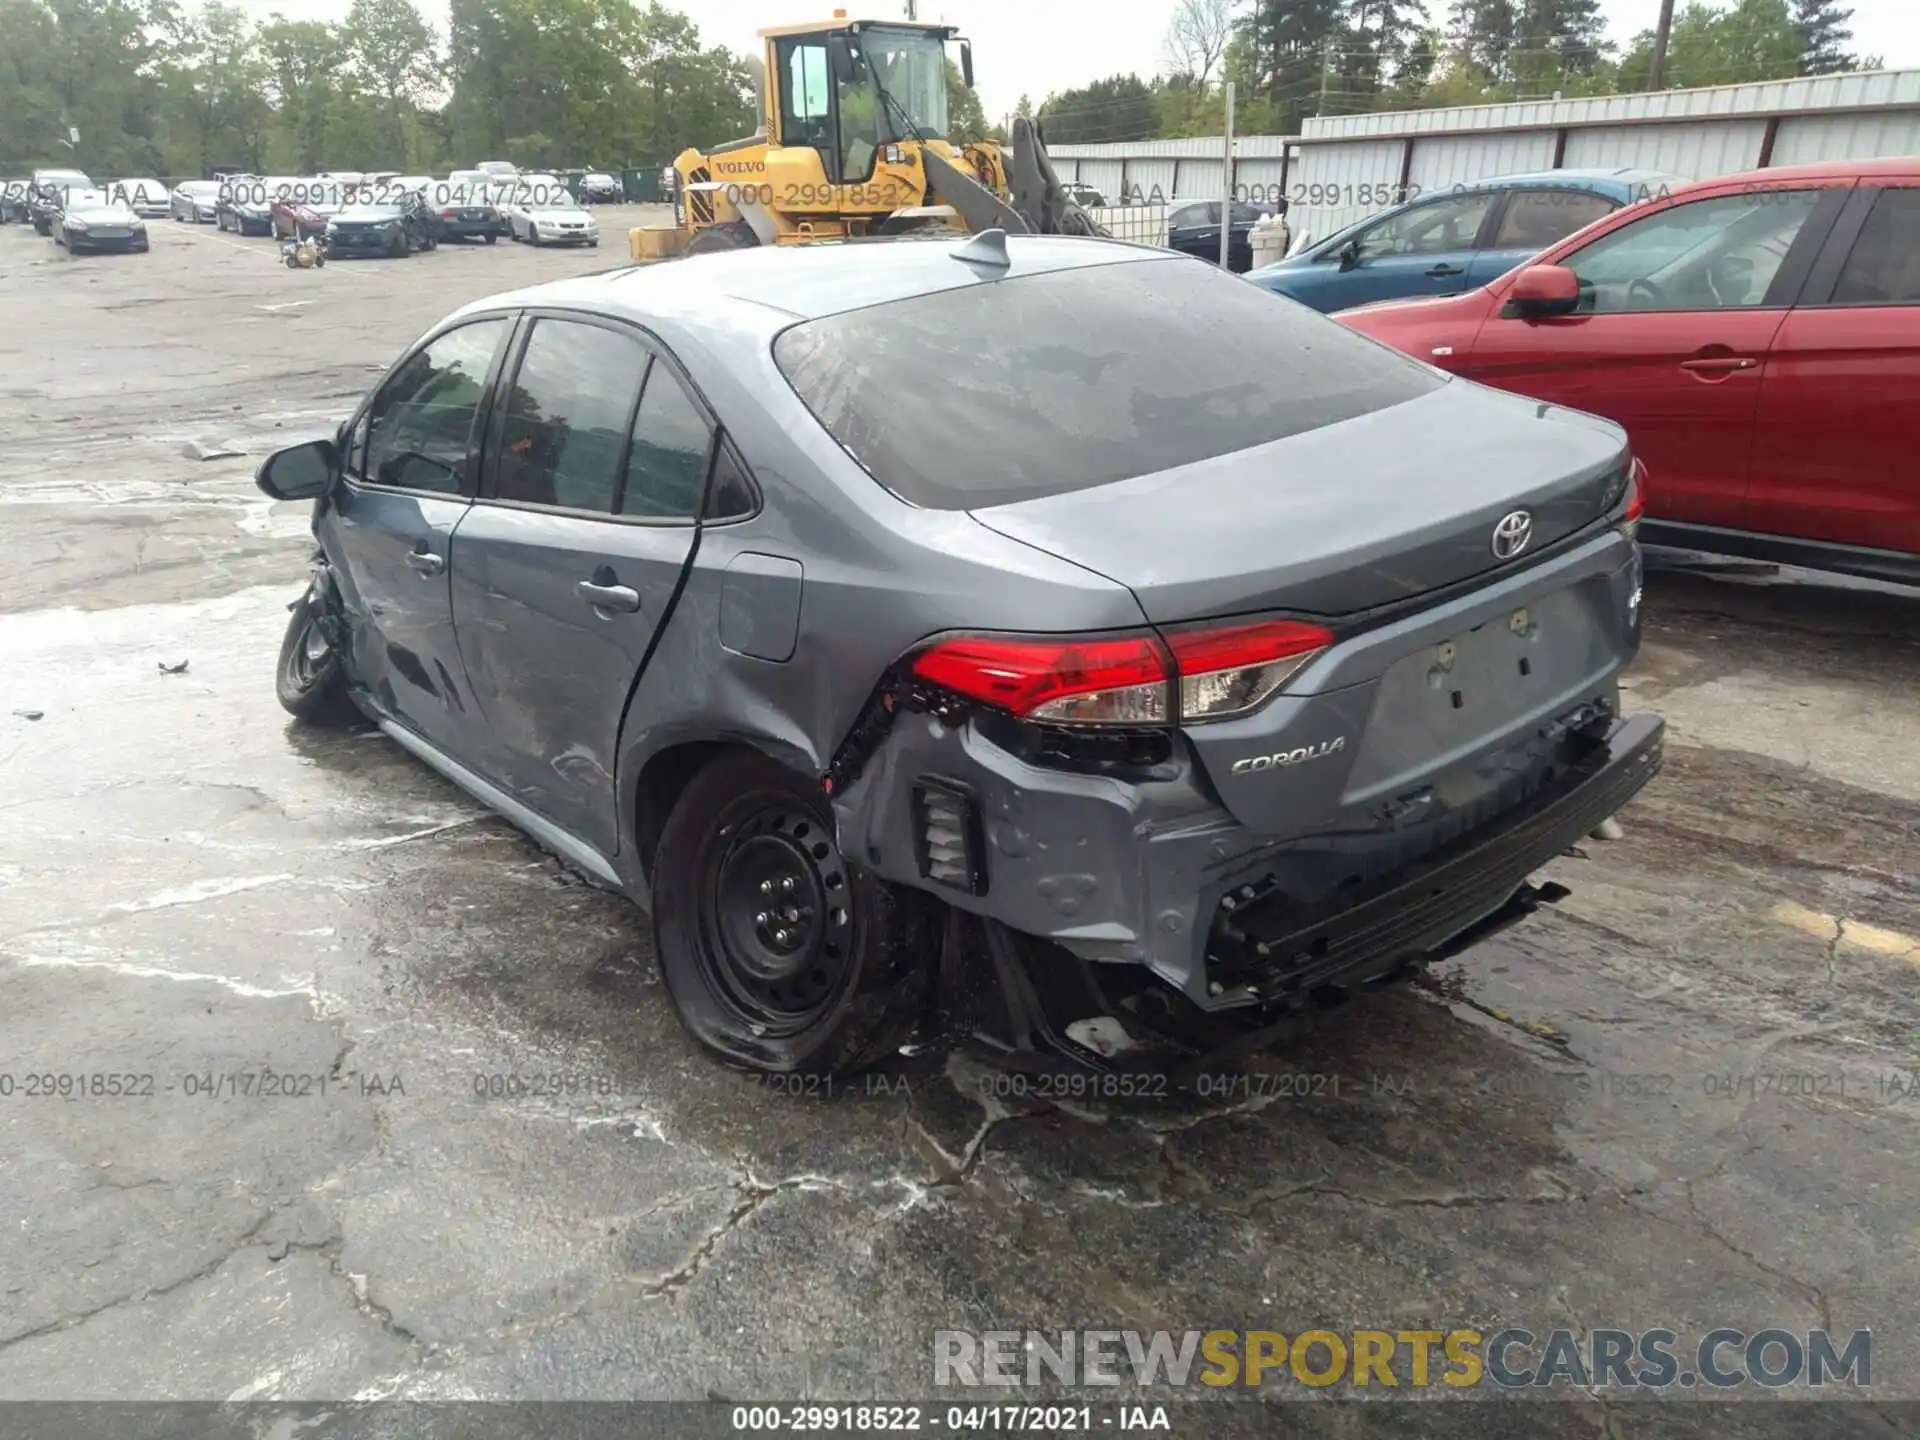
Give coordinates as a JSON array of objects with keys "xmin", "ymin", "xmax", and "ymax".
[{"xmin": 630, "ymin": 12, "xmax": 1101, "ymax": 261}]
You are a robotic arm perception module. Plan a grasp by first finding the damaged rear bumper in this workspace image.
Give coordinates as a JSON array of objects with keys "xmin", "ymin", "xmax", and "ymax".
[{"xmin": 833, "ymin": 703, "xmax": 1661, "ymax": 1012}]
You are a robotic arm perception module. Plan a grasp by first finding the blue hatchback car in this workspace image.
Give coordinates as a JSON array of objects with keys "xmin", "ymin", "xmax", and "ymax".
[{"xmin": 1247, "ymin": 168, "xmax": 1682, "ymax": 312}]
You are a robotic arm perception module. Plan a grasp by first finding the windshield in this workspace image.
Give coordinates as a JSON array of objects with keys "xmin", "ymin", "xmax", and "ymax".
[
  {"xmin": 774, "ymin": 255, "xmax": 1443, "ymax": 510},
  {"xmin": 855, "ymin": 27, "xmax": 949, "ymax": 139}
]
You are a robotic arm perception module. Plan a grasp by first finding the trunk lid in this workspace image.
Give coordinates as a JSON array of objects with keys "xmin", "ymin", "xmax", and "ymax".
[{"xmin": 968, "ymin": 382, "xmax": 1627, "ymax": 625}]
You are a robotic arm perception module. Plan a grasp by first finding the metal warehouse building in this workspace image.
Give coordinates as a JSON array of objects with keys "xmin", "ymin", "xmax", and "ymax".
[{"xmin": 1049, "ymin": 66, "xmax": 1920, "ymax": 243}]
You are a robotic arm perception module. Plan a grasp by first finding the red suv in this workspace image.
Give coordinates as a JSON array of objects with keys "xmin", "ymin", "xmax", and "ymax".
[{"xmin": 1337, "ymin": 159, "xmax": 1919, "ymax": 584}]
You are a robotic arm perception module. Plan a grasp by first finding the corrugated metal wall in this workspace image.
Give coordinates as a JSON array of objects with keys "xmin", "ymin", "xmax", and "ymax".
[
  {"xmin": 1407, "ymin": 132, "xmax": 1557, "ymax": 193},
  {"xmin": 1772, "ymin": 110, "xmax": 1920, "ymax": 165},
  {"xmin": 1287, "ymin": 138, "xmax": 1403, "ymax": 243},
  {"xmin": 1039, "ymin": 67, "xmax": 1919, "ymax": 257},
  {"xmin": 1561, "ymin": 119, "xmax": 1768, "ymax": 176}
]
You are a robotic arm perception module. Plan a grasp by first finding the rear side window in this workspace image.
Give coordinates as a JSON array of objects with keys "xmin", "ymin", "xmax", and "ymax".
[
  {"xmin": 1830, "ymin": 189, "xmax": 1920, "ymax": 306},
  {"xmin": 620, "ymin": 365, "xmax": 714, "ymax": 519},
  {"xmin": 772, "ymin": 257, "xmax": 1443, "ymax": 510},
  {"xmin": 1493, "ymin": 189, "xmax": 1616, "ymax": 250}
]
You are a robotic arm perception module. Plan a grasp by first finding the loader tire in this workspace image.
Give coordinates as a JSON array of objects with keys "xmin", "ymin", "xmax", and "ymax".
[{"xmin": 685, "ymin": 222, "xmax": 757, "ymax": 256}]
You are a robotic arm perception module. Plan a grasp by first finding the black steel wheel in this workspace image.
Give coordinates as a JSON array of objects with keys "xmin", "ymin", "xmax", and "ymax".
[
  {"xmin": 275, "ymin": 591, "xmax": 356, "ymax": 724},
  {"xmin": 653, "ymin": 752, "xmax": 934, "ymax": 1074}
]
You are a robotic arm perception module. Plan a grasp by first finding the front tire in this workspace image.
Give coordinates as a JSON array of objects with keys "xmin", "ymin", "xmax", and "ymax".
[
  {"xmin": 652, "ymin": 752, "xmax": 933, "ymax": 1075},
  {"xmin": 275, "ymin": 595, "xmax": 356, "ymax": 725}
]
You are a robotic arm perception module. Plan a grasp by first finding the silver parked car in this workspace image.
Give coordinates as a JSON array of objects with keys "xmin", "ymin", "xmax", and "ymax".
[
  {"xmin": 170, "ymin": 179, "xmax": 223, "ymax": 223},
  {"xmin": 254, "ymin": 233, "xmax": 1662, "ymax": 1075}
]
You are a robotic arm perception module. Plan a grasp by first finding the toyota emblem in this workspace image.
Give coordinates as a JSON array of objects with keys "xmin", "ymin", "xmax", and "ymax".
[{"xmin": 1491, "ymin": 510, "xmax": 1534, "ymax": 560}]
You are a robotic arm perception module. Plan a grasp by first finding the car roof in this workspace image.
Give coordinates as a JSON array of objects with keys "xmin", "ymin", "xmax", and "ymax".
[{"xmin": 457, "ymin": 233, "xmax": 1171, "ymax": 330}]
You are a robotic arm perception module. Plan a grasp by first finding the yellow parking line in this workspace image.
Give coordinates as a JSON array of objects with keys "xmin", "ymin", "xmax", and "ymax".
[{"xmin": 1769, "ymin": 899, "xmax": 1920, "ymax": 964}]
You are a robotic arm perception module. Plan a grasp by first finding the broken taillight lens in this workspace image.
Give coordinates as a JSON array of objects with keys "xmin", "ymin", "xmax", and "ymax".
[
  {"xmin": 1623, "ymin": 457, "xmax": 1647, "ymax": 532},
  {"xmin": 909, "ymin": 618, "xmax": 1334, "ymax": 728}
]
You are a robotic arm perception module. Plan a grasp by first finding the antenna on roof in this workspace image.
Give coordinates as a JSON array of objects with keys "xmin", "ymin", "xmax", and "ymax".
[{"xmin": 950, "ymin": 227, "xmax": 1010, "ymax": 270}]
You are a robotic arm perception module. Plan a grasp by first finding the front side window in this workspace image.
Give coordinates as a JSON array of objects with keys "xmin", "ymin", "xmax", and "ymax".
[
  {"xmin": 780, "ymin": 36, "xmax": 834, "ymax": 169},
  {"xmin": 359, "ymin": 319, "xmax": 508, "ymax": 494},
  {"xmin": 494, "ymin": 319, "xmax": 650, "ymax": 513},
  {"xmin": 1353, "ymin": 192, "xmax": 1495, "ymax": 259},
  {"xmin": 1171, "ymin": 203, "xmax": 1217, "ymax": 229},
  {"xmin": 1830, "ymin": 188, "xmax": 1920, "ymax": 306},
  {"xmin": 1560, "ymin": 189, "xmax": 1820, "ymax": 313},
  {"xmin": 1493, "ymin": 189, "xmax": 1617, "ymax": 251}
]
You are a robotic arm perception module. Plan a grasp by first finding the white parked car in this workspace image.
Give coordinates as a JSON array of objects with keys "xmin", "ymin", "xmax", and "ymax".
[
  {"xmin": 109, "ymin": 178, "xmax": 171, "ymax": 218},
  {"xmin": 508, "ymin": 193, "xmax": 599, "ymax": 247}
]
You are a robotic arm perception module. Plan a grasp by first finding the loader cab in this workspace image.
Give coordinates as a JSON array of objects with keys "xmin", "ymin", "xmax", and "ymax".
[{"xmin": 767, "ymin": 20, "xmax": 966, "ymax": 187}]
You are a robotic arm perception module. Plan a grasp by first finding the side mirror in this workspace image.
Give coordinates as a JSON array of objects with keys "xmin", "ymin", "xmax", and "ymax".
[
  {"xmin": 1337, "ymin": 240, "xmax": 1360, "ymax": 272},
  {"xmin": 256, "ymin": 437, "xmax": 337, "ymax": 501},
  {"xmin": 1502, "ymin": 264, "xmax": 1582, "ymax": 319},
  {"xmin": 960, "ymin": 39, "xmax": 974, "ymax": 89},
  {"xmin": 827, "ymin": 35, "xmax": 857, "ymax": 87}
]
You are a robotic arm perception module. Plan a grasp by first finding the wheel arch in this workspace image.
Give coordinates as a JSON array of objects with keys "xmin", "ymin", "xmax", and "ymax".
[{"xmin": 626, "ymin": 733, "xmax": 820, "ymax": 894}]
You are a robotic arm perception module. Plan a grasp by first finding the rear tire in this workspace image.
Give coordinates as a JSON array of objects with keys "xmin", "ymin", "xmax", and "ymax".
[
  {"xmin": 484, "ymin": 232, "xmax": 497, "ymax": 245},
  {"xmin": 685, "ymin": 221, "xmax": 757, "ymax": 256},
  {"xmin": 652, "ymin": 752, "xmax": 933, "ymax": 1075},
  {"xmin": 275, "ymin": 596, "xmax": 356, "ymax": 725}
]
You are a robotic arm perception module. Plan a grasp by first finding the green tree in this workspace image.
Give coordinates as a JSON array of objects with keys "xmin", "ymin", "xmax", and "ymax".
[
  {"xmin": 1790, "ymin": 0, "xmax": 1859, "ymax": 75},
  {"xmin": 1038, "ymin": 73, "xmax": 1157, "ymax": 146},
  {"xmin": 341, "ymin": 0, "xmax": 436, "ymax": 166},
  {"xmin": 1616, "ymin": 0, "xmax": 1800, "ymax": 90},
  {"xmin": 259, "ymin": 19, "xmax": 344, "ymax": 172},
  {"xmin": 159, "ymin": 3, "xmax": 270, "ymax": 174},
  {"xmin": 1239, "ymin": 0, "xmax": 1344, "ymax": 131},
  {"xmin": 946, "ymin": 59, "xmax": 988, "ymax": 142}
]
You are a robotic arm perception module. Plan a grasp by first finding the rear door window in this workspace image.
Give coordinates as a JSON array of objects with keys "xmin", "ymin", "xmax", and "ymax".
[
  {"xmin": 1828, "ymin": 188, "xmax": 1920, "ymax": 305},
  {"xmin": 493, "ymin": 318, "xmax": 650, "ymax": 513},
  {"xmin": 1492, "ymin": 189, "xmax": 1617, "ymax": 251},
  {"xmin": 773, "ymin": 255, "xmax": 1444, "ymax": 510}
]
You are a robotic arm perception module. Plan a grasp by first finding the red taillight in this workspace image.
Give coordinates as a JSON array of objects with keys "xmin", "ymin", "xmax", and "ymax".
[
  {"xmin": 1624, "ymin": 457, "xmax": 1647, "ymax": 527},
  {"xmin": 441, "ymin": 205, "xmax": 457, "ymax": 217},
  {"xmin": 911, "ymin": 634, "xmax": 1170, "ymax": 725},
  {"xmin": 1166, "ymin": 619, "xmax": 1335, "ymax": 720},
  {"xmin": 909, "ymin": 618, "xmax": 1334, "ymax": 728}
]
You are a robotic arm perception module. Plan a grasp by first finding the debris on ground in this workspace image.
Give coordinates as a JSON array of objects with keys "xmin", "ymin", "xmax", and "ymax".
[
  {"xmin": 158, "ymin": 659, "xmax": 190, "ymax": 674},
  {"xmin": 12, "ymin": 708, "xmax": 43, "ymax": 721},
  {"xmin": 181, "ymin": 439, "xmax": 244, "ymax": 461}
]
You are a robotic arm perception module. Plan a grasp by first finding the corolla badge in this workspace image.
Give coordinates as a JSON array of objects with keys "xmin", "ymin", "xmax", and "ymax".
[
  {"xmin": 1229, "ymin": 737, "xmax": 1347, "ymax": 775},
  {"xmin": 1492, "ymin": 510, "xmax": 1534, "ymax": 560}
]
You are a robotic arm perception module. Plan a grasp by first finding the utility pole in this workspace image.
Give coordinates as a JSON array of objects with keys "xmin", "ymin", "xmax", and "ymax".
[
  {"xmin": 1317, "ymin": 36, "xmax": 1336, "ymax": 117},
  {"xmin": 1647, "ymin": 0, "xmax": 1676, "ymax": 89},
  {"xmin": 1219, "ymin": 82, "xmax": 1236, "ymax": 271},
  {"xmin": 904, "ymin": 0, "xmax": 917, "ymax": 18}
]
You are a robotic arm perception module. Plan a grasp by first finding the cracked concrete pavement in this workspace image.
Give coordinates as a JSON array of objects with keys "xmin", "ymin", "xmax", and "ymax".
[{"xmin": 2, "ymin": 210, "xmax": 1919, "ymax": 1434}]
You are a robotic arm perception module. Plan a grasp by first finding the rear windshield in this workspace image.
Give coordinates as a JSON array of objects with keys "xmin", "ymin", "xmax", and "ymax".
[{"xmin": 772, "ymin": 255, "xmax": 1443, "ymax": 510}]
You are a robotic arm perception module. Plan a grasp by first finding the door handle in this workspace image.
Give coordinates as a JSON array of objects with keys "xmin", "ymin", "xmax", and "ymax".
[
  {"xmin": 405, "ymin": 548, "xmax": 445, "ymax": 576},
  {"xmin": 1679, "ymin": 356, "xmax": 1758, "ymax": 373},
  {"xmin": 1426, "ymin": 263, "xmax": 1464, "ymax": 277},
  {"xmin": 577, "ymin": 579, "xmax": 641, "ymax": 613}
]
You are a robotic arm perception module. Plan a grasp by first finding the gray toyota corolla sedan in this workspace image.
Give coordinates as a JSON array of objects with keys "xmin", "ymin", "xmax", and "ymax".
[{"xmin": 256, "ymin": 231, "xmax": 1663, "ymax": 1076}]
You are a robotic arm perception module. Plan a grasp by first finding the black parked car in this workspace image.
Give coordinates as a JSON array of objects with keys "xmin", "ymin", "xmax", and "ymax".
[
  {"xmin": 1165, "ymin": 199, "xmax": 1271, "ymax": 274},
  {"xmin": 325, "ymin": 190, "xmax": 439, "ymax": 258},
  {"xmin": 216, "ymin": 177, "xmax": 275, "ymax": 236},
  {"xmin": 28, "ymin": 168, "xmax": 93, "ymax": 235}
]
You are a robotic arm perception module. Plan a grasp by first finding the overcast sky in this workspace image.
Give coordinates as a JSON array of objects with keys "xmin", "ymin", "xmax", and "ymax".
[{"xmin": 231, "ymin": 0, "xmax": 1920, "ymax": 125}]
